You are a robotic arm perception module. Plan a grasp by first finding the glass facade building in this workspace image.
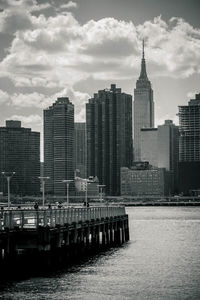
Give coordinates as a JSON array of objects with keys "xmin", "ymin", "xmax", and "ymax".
[{"xmin": 44, "ymin": 97, "xmax": 74, "ymax": 195}]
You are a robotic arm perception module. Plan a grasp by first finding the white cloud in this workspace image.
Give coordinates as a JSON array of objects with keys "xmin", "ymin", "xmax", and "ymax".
[
  {"xmin": 10, "ymin": 92, "xmax": 51, "ymax": 108},
  {"xmin": 0, "ymin": 87, "xmax": 90, "ymax": 122},
  {"xmin": 0, "ymin": 89, "xmax": 9, "ymax": 104},
  {"xmin": 0, "ymin": 12, "xmax": 199, "ymax": 90},
  {"xmin": 187, "ymin": 91, "xmax": 196, "ymax": 99},
  {"xmin": 54, "ymin": 87, "xmax": 90, "ymax": 122},
  {"xmin": 0, "ymin": 2, "xmax": 200, "ymax": 129},
  {"xmin": 156, "ymin": 114, "xmax": 179, "ymax": 126},
  {"xmin": 60, "ymin": 1, "xmax": 77, "ymax": 9},
  {"xmin": 8, "ymin": 114, "xmax": 42, "ymax": 126}
]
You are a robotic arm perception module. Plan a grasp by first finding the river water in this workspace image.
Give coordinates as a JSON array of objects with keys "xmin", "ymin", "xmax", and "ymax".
[{"xmin": 0, "ymin": 207, "xmax": 200, "ymax": 300}]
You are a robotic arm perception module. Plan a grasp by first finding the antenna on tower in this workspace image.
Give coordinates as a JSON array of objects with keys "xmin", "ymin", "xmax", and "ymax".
[{"xmin": 142, "ymin": 39, "xmax": 145, "ymax": 59}]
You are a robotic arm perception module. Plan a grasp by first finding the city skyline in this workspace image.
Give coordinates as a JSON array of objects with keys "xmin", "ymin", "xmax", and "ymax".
[{"xmin": 0, "ymin": 0, "xmax": 200, "ymax": 147}]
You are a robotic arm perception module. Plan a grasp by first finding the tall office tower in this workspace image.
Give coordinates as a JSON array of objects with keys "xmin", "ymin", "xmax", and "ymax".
[
  {"xmin": 86, "ymin": 84, "xmax": 133, "ymax": 196},
  {"xmin": 141, "ymin": 128, "xmax": 158, "ymax": 167},
  {"xmin": 178, "ymin": 94, "xmax": 200, "ymax": 194},
  {"xmin": 158, "ymin": 120, "xmax": 179, "ymax": 192},
  {"xmin": 0, "ymin": 120, "xmax": 40, "ymax": 195},
  {"xmin": 44, "ymin": 97, "xmax": 74, "ymax": 195},
  {"xmin": 179, "ymin": 94, "xmax": 200, "ymax": 161},
  {"xmin": 134, "ymin": 41, "xmax": 154, "ymax": 161},
  {"xmin": 74, "ymin": 123, "xmax": 86, "ymax": 178}
]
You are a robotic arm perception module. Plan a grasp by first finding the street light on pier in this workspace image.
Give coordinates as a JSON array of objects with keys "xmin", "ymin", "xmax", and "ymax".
[
  {"xmin": 62, "ymin": 180, "xmax": 73, "ymax": 206},
  {"xmin": 1, "ymin": 171, "xmax": 16, "ymax": 208},
  {"xmin": 38, "ymin": 176, "xmax": 50, "ymax": 208},
  {"xmin": 97, "ymin": 185, "xmax": 106, "ymax": 203}
]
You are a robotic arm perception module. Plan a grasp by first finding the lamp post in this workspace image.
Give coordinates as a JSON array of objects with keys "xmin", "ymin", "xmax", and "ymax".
[
  {"xmin": 2, "ymin": 172, "xmax": 15, "ymax": 208},
  {"xmin": 38, "ymin": 177, "xmax": 50, "ymax": 207},
  {"xmin": 85, "ymin": 179, "xmax": 88, "ymax": 206},
  {"xmin": 62, "ymin": 180, "xmax": 73, "ymax": 206},
  {"xmin": 97, "ymin": 184, "xmax": 106, "ymax": 203}
]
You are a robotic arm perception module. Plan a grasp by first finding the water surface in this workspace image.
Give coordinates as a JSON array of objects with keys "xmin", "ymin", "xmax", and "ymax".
[{"xmin": 0, "ymin": 207, "xmax": 200, "ymax": 299}]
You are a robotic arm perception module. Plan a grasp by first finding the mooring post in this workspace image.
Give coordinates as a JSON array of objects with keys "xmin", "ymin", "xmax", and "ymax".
[
  {"xmin": 125, "ymin": 217, "xmax": 130, "ymax": 241},
  {"xmin": 91, "ymin": 222, "xmax": 96, "ymax": 247},
  {"xmin": 96, "ymin": 223, "xmax": 100, "ymax": 246},
  {"xmin": 105, "ymin": 219, "xmax": 110, "ymax": 246},
  {"xmin": 85, "ymin": 221, "xmax": 90, "ymax": 248},
  {"xmin": 116, "ymin": 220, "xmax": 121, "ymax": 244},
  {"xmin": 121, "ymin": 219, "xmax": 125, "ymax": 244},
  {"xmin": 109, "ymin": 217, "xmax": 114, "ymax": 245},
  {"xmin": 101, "ymin": 222, "xmax": 106, "ymax": 247}
]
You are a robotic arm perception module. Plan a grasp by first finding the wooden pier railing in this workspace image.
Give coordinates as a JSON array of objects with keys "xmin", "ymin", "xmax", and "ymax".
[{"xmin": 0, "ymin": 206, "xmax": 126, "ymax": 230}]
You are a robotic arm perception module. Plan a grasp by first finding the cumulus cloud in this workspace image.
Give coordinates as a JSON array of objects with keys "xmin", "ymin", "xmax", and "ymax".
[
  {"xmin": 0, "ymin": 87, "xmax": 90, "ymax": 122},
  {"xmin": 8, "ymin": 114, "xmax": 42, "ymax": 125},
  {"xmin": 54, "ymin": 87, "xmax": 90, "ymax": 121},
  {"xmin": 60, "ymin": 1, "xmax": 77, "ymax": 9},
  {"xmin": 187, "ymin": 91, "xmax": 196, "ymax": 99},
  {"xmin": 10, "ymin": 92, "xmax": 51, "ymax": 108},
  {"xmin": 0, "ymin": 11, "xmax": 199, "ymax": 90},
  {"xmin": 0, "ymin": 89, "xmax": 9, "ymax": 104},
  {"xmin": 0, "ymin": 4, "xmax": 200, "ymax": 125}
]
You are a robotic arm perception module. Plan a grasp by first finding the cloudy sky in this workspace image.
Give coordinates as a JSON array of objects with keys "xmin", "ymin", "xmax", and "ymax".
[{"xmin": 0, "ymin": 0, "xmax": 200, "ymax": 150}]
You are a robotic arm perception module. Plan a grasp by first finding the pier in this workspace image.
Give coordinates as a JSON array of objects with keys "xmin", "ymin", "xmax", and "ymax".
[{"xmin": 0, "ymin": 206, "xmax": 129, "ymax": 278}]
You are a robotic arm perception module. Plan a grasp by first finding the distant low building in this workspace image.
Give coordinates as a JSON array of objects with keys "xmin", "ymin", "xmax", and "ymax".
[
  {"xmin": 75, "ymin": 176, "xmax": 99, "ymax": 198},
  {"xmin": 120, "ymin": 166, "xmax": 172, "ymax": 196}
]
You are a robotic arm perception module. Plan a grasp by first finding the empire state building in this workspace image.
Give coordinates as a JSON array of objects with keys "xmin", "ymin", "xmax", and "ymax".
[{"xmin": 133, "ymin": 41, "xmax": 154, "ymax": 161}]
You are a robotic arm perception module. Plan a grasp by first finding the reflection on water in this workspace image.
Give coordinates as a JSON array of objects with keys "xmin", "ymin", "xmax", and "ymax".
[{"xmin": 0, "ymin": 207, "xmax": 200, "ymax": 300}]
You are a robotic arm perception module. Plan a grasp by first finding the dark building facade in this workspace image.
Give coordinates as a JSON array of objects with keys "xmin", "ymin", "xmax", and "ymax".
[
  {"xmin": 86, "ymin": 84, "xmax": 133, "ymax": 196},
  {"xmin": 44, "ymin": 97, "xmax": 74, "ymax": 195},
  {"xmin": 134, "ymin": 41, "xmax": 154, "ymax": 161},
  {"xmin": 178, "ymin": 93, "xmax": 200, "ymax": 194},
  {"xmin": 74, "ymin": 123, "xmax": 86, "ymax": 178},
  {"xmin": 0, "ymin": 120, "xmax": 40, "ymax": 195}
]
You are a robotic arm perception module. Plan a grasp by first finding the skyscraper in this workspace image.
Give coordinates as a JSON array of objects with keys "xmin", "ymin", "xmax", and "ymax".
[
  {"xmin": 157, "ymin": 120, "xmax": 179, "ymax": 192},
  {"xmin": 157, "ymin": 120, "xmax": 179, "ymax": 171},
  {"xmin": 74, "ymin": 122, "xmax": 86, "ymax": 178},
  {"xmin": 44, "ymin": 97, "xmax": 74, "ymax": 195},
  {"xmin": 178, "ymin": 94, "xmax": 200, "ymax": 194},
  {"xmin": 134, "ymin": 41, "xmax": 154, "ymax": 161},
  {"xmin": 179, "ymin": 94, "xmax": 200, "ymax": 162},
  {"xmin": 86, "ymin": 84, "xmax": 132, "ymax": 195},
  {"xmin": 0, "ymin": 120, "xmax": 40, "ymax": 195},
  {"xmin": 141, "ymin": 128, "xmax": 158, "ymax": 167}
]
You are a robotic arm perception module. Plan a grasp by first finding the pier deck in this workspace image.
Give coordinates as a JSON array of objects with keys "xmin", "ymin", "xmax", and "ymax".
[{"xmin": 0, "ymin": 206, "xmax": 129, "ymax": 278}]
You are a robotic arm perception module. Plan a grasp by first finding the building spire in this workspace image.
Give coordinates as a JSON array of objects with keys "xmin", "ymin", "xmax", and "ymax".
[
  {"xmin": 139, "ymin": 39, "xmax": 148, "ymax": 80},
  {"xmin": 142, "ymin": 39, "xmax": 145, "ymax": 59}
]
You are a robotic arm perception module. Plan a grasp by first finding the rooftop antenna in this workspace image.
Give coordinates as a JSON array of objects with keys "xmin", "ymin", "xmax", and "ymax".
[{"xmin": 142, "ymin": 39, "xmax": 145, "ymax": 59}]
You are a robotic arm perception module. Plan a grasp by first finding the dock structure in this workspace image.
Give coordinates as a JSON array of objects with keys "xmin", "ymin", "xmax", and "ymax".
[{"xmin": 0, "ymin": 206, "xmax": 129, "ymax": 278}]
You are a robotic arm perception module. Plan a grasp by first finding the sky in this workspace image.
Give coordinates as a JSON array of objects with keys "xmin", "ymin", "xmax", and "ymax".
[{"xmin": 0, "ymin": 0, "xmax": 200, "ymax": 152}]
